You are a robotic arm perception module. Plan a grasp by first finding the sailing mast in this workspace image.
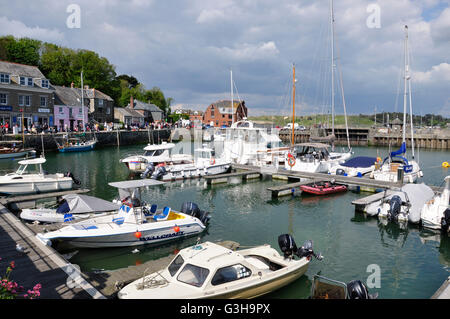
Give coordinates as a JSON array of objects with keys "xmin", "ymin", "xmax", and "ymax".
[
  {"xmin": 81, "ymin": 71, "xmax": 86, "ymax": 132},
  {"xmin": 230, "ymin": 69, "xmax": 234, "ymax": 125},
  {"xmin": 330, "ymin": 0, "xmax": 335, "ymax": 138},
  {"xmin": 291, "ymin": 64, "xmax": 296, "ymax": 146},
  {"xmin": 405, "ymin": 25, "xmax": 415, "ymax": 159}
]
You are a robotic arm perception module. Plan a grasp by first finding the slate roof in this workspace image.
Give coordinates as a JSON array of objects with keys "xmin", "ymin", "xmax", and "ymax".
[
  {"xmin": 127, "ymin": 99, "xmax": 163, "ymax": 113},
  {"xmin": 54, "ymin": 85, "xmax": 113, "ymax": 106},
  {"xmin": 0, "ymin": 60, "xmax": 45, "ymax": 79},
  {"xmin": 114, "ymin": 107, "xmax": 144, "ymax": 118}
]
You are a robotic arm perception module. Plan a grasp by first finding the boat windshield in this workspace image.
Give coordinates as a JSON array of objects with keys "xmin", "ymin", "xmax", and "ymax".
[
  {"xmin": 16, "ymin": 164, "xmax": 42, "ymax": 175},
  {"xmin": 195, "ymin": 150, "xmax": 212, "ymax": 160},
  {"xmin": 168, "ymin": 255, "xmax": 185, "ymax": 276},
  {"xmin": 143, "ymin": 149, "xmax": 164, "ymax": 157},
  {"xmin": 177, "ymin": 264, "xmax": 210, "ymax": 287}
]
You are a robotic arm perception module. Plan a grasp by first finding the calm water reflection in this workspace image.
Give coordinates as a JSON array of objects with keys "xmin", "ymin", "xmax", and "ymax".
[{"xmin": 1, "ymin": 142, "xmax": 448, "ymax": 299}]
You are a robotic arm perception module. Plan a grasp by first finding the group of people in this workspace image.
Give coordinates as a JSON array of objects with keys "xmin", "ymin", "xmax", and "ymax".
[{"xmin": 0, "ymin": 121, "xmax": 53, "ymax": 134}]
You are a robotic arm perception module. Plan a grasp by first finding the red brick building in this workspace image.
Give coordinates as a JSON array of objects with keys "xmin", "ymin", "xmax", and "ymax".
[{"xmin": 203, "ymin": 100, "xmax": 247, "ymax": 127}]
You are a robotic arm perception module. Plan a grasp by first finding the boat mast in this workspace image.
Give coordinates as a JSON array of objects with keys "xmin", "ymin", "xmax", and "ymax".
[
  {"xmin": 230, "ymin": 69, "xmax": 234, "ymax": 125},
  {"xmin": 81, "ymin": 71, "xmax": 86, "ymax": 132},
  {"xmin": 330, "ymin": 0, "xmax": 335, "ymax": 138},
  {"xmin": 291, "ymin": 64, "xmax": 296, "ymax": 146},
  {"xmin": 406, "ymin": 25, "xmax": 415, "ymax": 159},
  {"xmin": 402, "ymin": 26, "xmax": 408, "ymax": 148}
]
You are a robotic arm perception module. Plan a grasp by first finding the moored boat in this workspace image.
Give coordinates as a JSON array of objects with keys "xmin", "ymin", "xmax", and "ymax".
[
  {"xmin": 0, "ymin": 141, "xmax": 36, "ymax": 159},
  {"xmin": 117, "ymin": 234, "xmax": 322, "ymax": 299},
  {"xmin": 421, "ymin": 176, "xmax": 450, "ymax": 232},
  {"xmin": 0, "ymin": 157, "xmax": 77, "ymax": 195},
  {"xmin": 36, "ymin": 180, "xmax": 211, "ymax": 248},
  {"xmin": 300, "ymin": 181, "xmax": 347, "ymax": 195}
]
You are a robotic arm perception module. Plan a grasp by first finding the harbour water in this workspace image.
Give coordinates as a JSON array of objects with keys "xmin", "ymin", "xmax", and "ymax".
[{"xmin": 1, "ymin": 142, "xmax": 448, "ymax": 299}]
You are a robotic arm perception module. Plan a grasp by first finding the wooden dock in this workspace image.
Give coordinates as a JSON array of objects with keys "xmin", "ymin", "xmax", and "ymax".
[
  {"xmin": 0, "ymin": 203, "xmax": 105, "ymax": 299},
  {"xmin": 204, "ymin": 170, "xmax": 261, "ymax": 185},
  {"xmin": 0, "ymin": 188, "xmax": 90, "ymax": 206}
]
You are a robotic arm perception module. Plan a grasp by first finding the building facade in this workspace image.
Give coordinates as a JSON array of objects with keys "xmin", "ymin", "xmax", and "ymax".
[
  {"xmin": 202, "ymin": 100, "xmax": 248, "ymax": 127},
  {"xmin": 114, "ymin": 107, "xmax": 145, "ymax": 126},
  {"xmin": 53, "ymin": 85, "xmax": 89, "ymax": 131},
  {"xmin": 0, "ymin": 60, "xmax": 54, "ymax": 131},
  {"xmin": 127, "ymin": 96, "xmax": 163, "ymax": 123}
]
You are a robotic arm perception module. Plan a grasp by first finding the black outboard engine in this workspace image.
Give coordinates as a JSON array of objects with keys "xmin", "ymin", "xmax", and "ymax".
[
  {"xmin": 151, "ymin": 165, "xmax": 167, "ymax": 180},
  {"xmin": 65, "ymin": 172, "xmax": 81, "ymax": 185},
  {"xmin": 387, "ymin": 195, "xmax": 402, "ymax": 221},
  {"xmin": 347, "ymin": 280, "xmax": 374, "ymax": 299},
  {"xmin": 181, "ymin": 202, "xmax": 210, "ymax": 225},
  {"xmin": 441, "ymin": 208, "xmax": 450, "ymax": 233},
  {"xmin": 278, "ymin": 234, "xmax": 323, "ymax": 260},
  {"xmin": 141, "ymin": 163, "xmax": 155, "ymax": 179}
]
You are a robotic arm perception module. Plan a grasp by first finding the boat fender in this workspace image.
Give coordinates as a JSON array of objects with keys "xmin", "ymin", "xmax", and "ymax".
[
  {"xmin": 210, "ymin": 157, "xmax": 215, "ymax": 165},
  {"xmin": 287, "ymin": 153, "xmax": 296, "ymax": 167},
  {"xmin": 441, "ymin": 208, "xmax": 450, "ymax": 233},
  {"xmin": 346, "ymin": 280, "xmax": 370, "ymax": 299},
  {"xmin": 387, "ymin": 195, "xmax": 402, "ymax": 221}
]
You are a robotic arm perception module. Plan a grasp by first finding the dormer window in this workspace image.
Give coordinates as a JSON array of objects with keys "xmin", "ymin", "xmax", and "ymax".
[
  {"xmin": 0, "ymin": 73, "xmax": 10, "ymax": 84},
  {"xmin": 19, "ymin": 77, "xmax": 33, "ymax": 86},
  {"xmin": 41, "ymin": 79, "xmax": 49, "ymax": 88}
]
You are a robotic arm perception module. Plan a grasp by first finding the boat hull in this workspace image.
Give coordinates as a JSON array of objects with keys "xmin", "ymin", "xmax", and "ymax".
[
  {"xmin": 59, "ymin": 142, "xmax": 96, "ymax": 152},
  {"xmin": 0, "ymin": 179, "xmax": 73, "ymax": 195},
  {"xmin": 0, "ymin": 149, "xmax": 35, "ymax": 159},
  {"xmin": 157, "ymin": 163, "xmax": 231, "ymax": 181},
  {"xmin": 300, "ymin": 184, "xmax": 347, "ymax": 195}
]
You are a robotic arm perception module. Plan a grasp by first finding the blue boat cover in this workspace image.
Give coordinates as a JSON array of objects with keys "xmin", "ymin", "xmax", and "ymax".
[
  {"xmin": 390, "ymin": 142, "xmax": 406, "ymax": 158},
  {"xmin": 341, "ymin": 156, "xmax": 377, "ymax": 168}
]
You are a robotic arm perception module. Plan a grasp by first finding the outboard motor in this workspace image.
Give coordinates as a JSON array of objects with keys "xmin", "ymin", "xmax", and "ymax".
[
  {"xmin": 387, "ymin": 195, "xmax": 402, "ymax": 221},
  {"xmin": 141, "ymin": 163, "xmax": 155, "ymax": 179},
  {"xmin": 347, "ymin": 280, "xmax": 377, "ymax": 299},
  {"xmin": 278, "ymin": 234, "xmax": 298, "ymax": 259},
  {"xmin": 278, "ymin": 234, "xmax": 323, "ymax": 260},
  {"xmin": 151, "ymin": 165, "xmax": 167, "ymax": 180},
  {"xmin": 181, "ymin": 202, "xmax": 210, "ymax": 225},
  {"xmin": 65, "ymin": 172, "xmax": 81, "ymax": 185},
  {"xmin": 441, "ymin": 208, "xmax": 450, "ymax": 233}
]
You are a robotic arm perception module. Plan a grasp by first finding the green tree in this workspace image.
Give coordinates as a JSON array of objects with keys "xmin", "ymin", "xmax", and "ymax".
[
  {"xmin": 5, "ymin": 37, "xmax": 41, "ymax": 66},
  {"xmin": 0, "ymin": 36, "xmax": 15, "ymax": 61},
  {"xmin": 144, "ymin": 87, "xmax": 172, "ymax": 115}
]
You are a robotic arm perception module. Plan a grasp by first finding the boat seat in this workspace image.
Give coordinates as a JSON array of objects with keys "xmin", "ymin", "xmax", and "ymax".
[
  {"xmin": 153, "ymin": 206, "xmax": 170, "ymax": 221},
  {"xmin": 113, "ymin": 217, "xmax": 125, "ymax": 225}
]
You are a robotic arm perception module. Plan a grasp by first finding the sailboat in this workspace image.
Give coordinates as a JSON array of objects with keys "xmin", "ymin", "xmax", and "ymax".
[
  {"xmin": 370, "ymin": 25, "xmax": 423, "ymax": 183},
  {"xmin": 285, "ymin": 1, "xmax": 352, "ymax": 174}
]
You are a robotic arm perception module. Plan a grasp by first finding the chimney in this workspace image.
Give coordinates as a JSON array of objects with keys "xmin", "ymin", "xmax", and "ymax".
[
  {"xmin": 84, "ymin": 85, "xmax": 89, "ymax": 90},
  {"xmin": 92, "ymin": 88, "xmax": 95, "ymax": 98},
  {"xmin": 71, "ymin": 82, "xmax": 74, "ymax": 88},
  {"xmin": 130, "ymin": 96, "xmax": 134, "ymax": 109}
]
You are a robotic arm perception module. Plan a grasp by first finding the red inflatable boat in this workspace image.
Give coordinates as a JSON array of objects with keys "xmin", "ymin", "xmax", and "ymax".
[{"xmin": 300, "ymin": 182, "xmax": 347, "ymax": 195}]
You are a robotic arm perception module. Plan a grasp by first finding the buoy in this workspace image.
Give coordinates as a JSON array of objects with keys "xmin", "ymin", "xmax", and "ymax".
[
  {"xmin": 442, "ymin": 162, "xmax": 449, "ymax": 168},
  {"xmin": 134, "ymin": 231, "xmax": 142, "ymax": 239},
  {"xmin": 173, "ymin": 225, "xmax": 180, "ymax": 233}
]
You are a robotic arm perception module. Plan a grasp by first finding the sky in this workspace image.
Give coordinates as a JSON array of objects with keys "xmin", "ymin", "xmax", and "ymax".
[{"xmin": 0, "ymin": 0, "xmax": 449, "ymax": 117}]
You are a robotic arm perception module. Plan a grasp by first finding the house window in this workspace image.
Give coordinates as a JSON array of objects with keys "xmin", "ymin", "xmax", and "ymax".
[
  {"xmin": 106, "ymin": 107, "xmax": 110, "ymax": 114},
  {"xmin": 20, "ymin": 77, "xmax": 26, "ymax": 85},
  {"xmin": 98, "ymin": 99, "xmax": 104, "ymax": 107},
  {"xmin": 19, "ymin": 95, "xmax": 31, "ymax": 106},
  {"xmin": 59, "ymin": 107, "xmax": 64, "ymax": 114},
  {"xmin": 0, "ymin": 93, "xmax": 7, "ymax": 105},
  {"xmin": 27, "ymin": 78, "xmax": 33, "ymax": 86},
  {"xmin": 79, "ymin": 108, "xmax": 83, "ymax": 114},
  {"xmin": 211, "ymin": 110, "xmax": 214, "ymax": 118},
  {"xmin": 40, "ymin": 96, "xmax": 47, "ymax": 107},
  {"xmin": 41, "ymin": 79, "xmax": 49, "ymax": 88},
  {"xmin": 69, "ymin": 108, "xmax": 73, "ymax": 117},
  {"xmin": 0, "ymin": 74, "xmax": 10, "ymax": 84}
]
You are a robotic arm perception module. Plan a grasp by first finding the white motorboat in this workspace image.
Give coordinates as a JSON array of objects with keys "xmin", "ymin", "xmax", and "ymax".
[
  {"xmin": 121, "ymin": 142, "xmax": 193, "ymax": 173},
  {"xmin": 0, "ymin": 157, "xmax": 76, "ymax": 195},
  {"xmin": 364, "ymin": 183, "xmax": 434, "ymax": 225},
  {"xmin": 118, "ymin": 234, "xmax": 322, "ymax": 299},
  {"xmin": 421, "ymin": 176, "xmax": 450, "ymax": 232},
  {"xmin": 145, "ymin": 146, "xmax": 231, "ymax": 181},
  {"xmin": 221, "ymin": 118, "xmax": 288, "ymax": 167},
  {"xmin": 370, "ymin": 26, "xmax": 423, "ymax": 184},
  {"xmin": 20, "ymin": 194, "xmax": 121, "ymax": 224},
  {"xmin": 329, "ymin": 156, "xmax": 379, "ymax": 177},
  {"xmin": 285, "ymin": 143, "xmax": 349, "ymax": 174},
  {"xmin": 36, "ymin": 180, "xmax": 210, "ymax": 248}
]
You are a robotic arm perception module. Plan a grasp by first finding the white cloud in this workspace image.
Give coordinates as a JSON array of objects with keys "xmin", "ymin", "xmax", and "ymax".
[
  {"xmin": 414, "ymin": 62, "xmax": 450, "ymax": 83},
  {"xmin": 0, "ymin": 16, "xmax": 64, "ymax": 42},
  {"xmin": 209, "ymin": 41, "xmax": 279, "ymax": 61}
]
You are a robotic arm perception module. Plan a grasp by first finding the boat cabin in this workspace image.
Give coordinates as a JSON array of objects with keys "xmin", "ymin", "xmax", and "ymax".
[
  {"xmin": 142, "ymin": 142, "xmax": 175, "ymax": 157},
  {"xmin": 194, "ymin": 146, "xmax": 215, "ymax": 164},
  {"xmin": 292, "ymin": 143, "xmax": 331, "ymax": 161},
  {"xmin": 14, "ymin": 157, "xmax": 46, "ymax": 176},
  {"xmin": 164, "ymin": 242, "xmax": 285, "ymax": 289}
]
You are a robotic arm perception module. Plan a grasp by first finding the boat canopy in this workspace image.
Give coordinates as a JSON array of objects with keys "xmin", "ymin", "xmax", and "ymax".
[
  {"xmin": 56, "ymin": 194, "xmax": 121, "ymax": 214},
  {"xmin": 143, "ymin": 142, "xmax": 175, "ymax": 151},
  {"xmin": 18, "ymin": 157, "xmax": 46, "ymax": 165},
  {"xmin": 390, "ymin": 142, "xmax": 406, "ymax": 158},
  {"xmin": 108, "ymin": 179, "xmax": 165, "ymax": 189},
  {"xmin": 341, "ymin": 156, "xmax": 377, "ymax": 168}
]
